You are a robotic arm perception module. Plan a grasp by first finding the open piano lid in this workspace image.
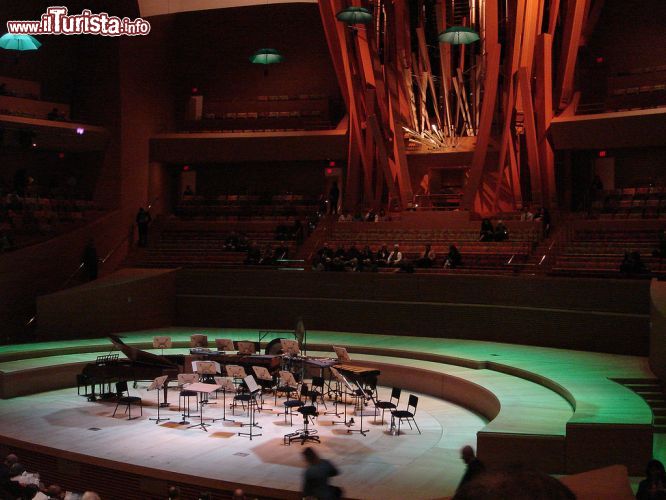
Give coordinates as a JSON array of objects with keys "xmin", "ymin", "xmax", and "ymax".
[{"xmin": 109, "ymin": 334, "xmax": 178, "ymax": 367}]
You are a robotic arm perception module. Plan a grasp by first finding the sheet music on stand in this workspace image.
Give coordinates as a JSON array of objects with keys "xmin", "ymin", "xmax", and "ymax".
[
  {"xmin": 214, "ymin": 376, "xmax": 236, "ymax": 393},
  {"xmin": 192, "ymin": 360, "xmax": 220, "ymax": 375},
  {"xmin": 244, "ymin": 375, "xmax": 261, "ymax": 394},
  {"xmin": 226, "ymin": 365, "xmax": 246, "ymax": 379},
  {"xmin": 280, "ymin": 338, "xmax": 300, "ymax": 356},
  {"xmin": 215, "ymin": 338, "xmax": 235, "ymax": 352}
]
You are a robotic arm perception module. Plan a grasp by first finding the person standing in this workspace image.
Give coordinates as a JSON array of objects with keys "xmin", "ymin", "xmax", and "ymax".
[
  {"xmin": 457, "ymin": 445, "xmax": 485, "ymax": 492},
  {"xmin": 328, "ymin": 181, "xmax": 340, "ymax": 215},
  {"xmin": 82, "ymin": 239, "xmax": 99, "ymax": 281},
  {"xmin": 302, "ymin": 447, "xmax": 342, "ymax": 500},
  {"xmin": 136, "ymin": 207, "xmax": 152, "ymax": 247}
]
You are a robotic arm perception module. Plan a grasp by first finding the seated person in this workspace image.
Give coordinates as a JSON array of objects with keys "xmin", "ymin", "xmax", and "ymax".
[
  {"xmin": 274, "ymin": 243, "xmax": 289, "ymax": 261},
  {"xmin": 244, "ymin": 241, "xmax": 261, "ymax": 265},
  {"xmin": 334, "ymin": 244, "xmax": 347, "ymax": 260},
  {"xmin": 377, "ymin": 208, "xmax": 387, "ymax": 222},
  {"xmin": 520, "ymin": 206, "xmax": 534, "ymax": 221},
  {"xmin": 224, "ymin": 231, "xmax": 239, "ymax": 251},
  {"xmin": 358, "ymin": 245, "xmax": 376, "ymax": 271},
  {"xmin": 338, "ymin": 212, "xmax": 351, "ymax": 222},
  {"xmin": 620, "ymin": 251, "xmax": 648, "ymax": 274},
  {"xmin": 314, "ymin": 242, "xmax": 334, "ymax": 271},
  {"xmin": 444, "ymin": 244, "xmax": 462, "ymax": 269},
  {"xmin": 259, "ymin": 245, "xmax": 274, "ymax": 265},
  {"xmin": 376, "ymin": 245, "xmax": 390, "ymax": 266},
  {"xmin": 479, "ymin": 218, "xmax": 494, "ymax": 241},
  {"xmin": 346, "ymin": 243, "xmax": 361, "ymax": 269},
  {"xmin": 387, "ymin": 244, "xmax": 403, "ymax": 267},
  {"xmin": 353, "ymin": 211, "xmax": 364, "ymax": 222},
  {"xmin": 416, "ymin": 244, "xmax": 436, "ymax": 268},
  {"xmin": 364, "ymin": 209, "xmax": 377, "ymax": 222},
  {"xmin": 494, "ymin": 220, "xmax": 509, "ymax": 241},
  {"xmin": 636, "ymin": 459, "xmax": 666, "ymax": 500},
  {"xmin": 236, "ymin": 232, "xmax": 249, "ymax": 251},
  {"xmin": 328, "ymin": 255, "xmax": 346, "ymax": 272}
]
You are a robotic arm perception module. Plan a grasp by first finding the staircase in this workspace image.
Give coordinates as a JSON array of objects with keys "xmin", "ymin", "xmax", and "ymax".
[{"xmin": 615, "ymin": 378, "xmax": 666, "ymax": 434}]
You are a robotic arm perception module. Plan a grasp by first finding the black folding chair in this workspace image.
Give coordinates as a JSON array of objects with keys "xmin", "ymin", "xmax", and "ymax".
[
  {"xmin": 113, "ymin": 381, "xmax": 142, "ymax": 420},
  {"xmin": 390, "ymin": 394, "xmax": 420, "ymax": 435}
]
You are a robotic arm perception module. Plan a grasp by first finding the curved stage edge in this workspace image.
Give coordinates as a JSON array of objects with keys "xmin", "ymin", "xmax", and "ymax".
[{"xmin": 0, "ymin": 328, "xmax": 657, "ymax": 498}]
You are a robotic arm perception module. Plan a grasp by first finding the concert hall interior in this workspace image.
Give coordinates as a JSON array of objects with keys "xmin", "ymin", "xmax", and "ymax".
[{"xmin": 1, "ymin": 0, "xmax": 666, "ymax": 499}]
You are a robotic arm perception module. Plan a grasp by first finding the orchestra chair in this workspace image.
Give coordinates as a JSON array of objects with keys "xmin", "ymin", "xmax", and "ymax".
[
  {"xmin": 190, "ymin": 334, "xmax": 208, "ymax": 348},
  {"xmin": 177, "ymin": 373, "xmax": 200, "ymax": 416},
  {"xmin": 390, "ymin": 394, "xmax": 421, "ymax": 435},
  {"xmin": 374, "ymin": 387, "xmax": 401, "ymax": 424},
  {"xmin": 215, "ymin": 338, "xmax": 235, "ymax": 352},
  {"xmin": 232, "ymin": 375, "xmax": 260, "ymax": 415},
  {"xmin": 112, "ymin": 381, "xmax": 143, "ymax": 420},
  {"xmin": 283, "ymin": 384, "xmax": 308, "ymax": 425},
  {"xmin": 308, "ymin": 376, "xmax": 327, "ymax": 409},
  {"xmin": 152, "ymin": 336, "xmax": 172, "ymax": 355},
  {"xmin": 275, "ymin": 370, "xmax": 299, "ymax": 406}
]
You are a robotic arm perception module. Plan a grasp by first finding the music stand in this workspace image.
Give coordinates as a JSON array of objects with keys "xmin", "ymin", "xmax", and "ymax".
[
  {"xmin": 194, "ymin": 361, "xmax": 219, "ymax": 403},
  {"xmin": 238, "ymin": 375, "xmax": 262, "ymax": 440},
  {"xmin": 329, "ymin": 367, "xmax": 352, "ymax": 426},
  {"xmin": 333, "ymin": 346, "xmax": 351, "ymax": 362},
  {"xmin": 148, "ymin": 375, "xmax": 170, "ymax": 424},
  {"xmin": 215, "ymin": 338, "xmax": 235, "ymax": 352},
  {"xmin": 212, "ymin": 376, "xmax": 235, "ymax": 423},
  {"xmin": 280, "ymin": 339, "xmax": 300, "ymax": 357},
  {"xmin": 184, "ymin": 382, "xmax": 220, "ymax": 432},
  {"xmin": 152, "ymin": 336, "xmax": 172, "ymax": 356},
  {"xmin": 237, "ymin": 341, "xmax": 256, "ymax": 355}
]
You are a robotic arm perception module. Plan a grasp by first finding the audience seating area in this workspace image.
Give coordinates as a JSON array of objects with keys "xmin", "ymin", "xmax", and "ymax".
[
  {"xmin": 184, "ymin": 94, "xmax": 338, "ymax": 132},
  {"xmin": 176, "ymin": 193, "xmax": 320, "ymax": 220},
  {"xmin": 551, "ymin": 226, "xmax": 665, "ymax": 278},
  {"xmin": 131, "ymin": 220, "xmax": 304, "ymax": 268},
  {"xmin": 0, "ymin": 196, "xmax": 102, "ymax": 250},
  {"xmin": 324, "ymin": 223, "xmax": 541, "ymax": 274},
  {"xmin": 590, "ymin": 187, "xmax": 666, "ymax": 219}
]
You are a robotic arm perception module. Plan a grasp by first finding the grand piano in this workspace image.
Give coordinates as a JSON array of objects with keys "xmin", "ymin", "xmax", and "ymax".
[{"xmin": 80, "ymin": 335, "xmax": 185, "ymax": 402}]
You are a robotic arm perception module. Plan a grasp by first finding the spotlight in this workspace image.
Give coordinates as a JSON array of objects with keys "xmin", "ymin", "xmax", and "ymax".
[{"xmin": 76, "ymin": 127, "xmax": 85, "ymax": 135}]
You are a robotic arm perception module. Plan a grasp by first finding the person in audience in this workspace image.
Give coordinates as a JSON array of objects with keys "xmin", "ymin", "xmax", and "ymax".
[
  {"xmin": 224, "ymin": 231, "xmax": 239, "ymax": 251},
  {"xmin": 0, "ymin": 453, "xmax": 19, "ymax": 484},
  {"xmin": 338, "ymin": 212, "xmax": 351, "ymax": 222},
  {"xmin": 416, "ymin": 244, "xmax": 436, "ymax": 268},
  {"xmin": 536, "ymin": 207, "xmax": 551, "ymax": 237},
  {"xmin": 45, "ymin": 484, "xmax": 65, "ymax": 499},
  {"xmin": 636, "ymin": 459, "xmax": 666, "ymax": 500},
  {"xmin": 457, "ymin": 445, "xmax": 485, "ymax": 492},
  {"xmin": 453, "ymin": 466, "xmax": 575, "ymax": 500},
  {"xmin": 302, "ymin": 447, "xmax": 342, "ymax": 500},
  {"xmin": 346, "ymin": 242, "xmax": 361, "ymax": 270},
  {"xmin": 313, "ymin": 242, "xmax": 334, "ymax": 271},
  {"xmin": 364, "ymin": 209, "xmax": 377, "ymax": 222},
  {"xmin": 479, "ymin": 218, "xmax": 494, "ymax": 241},
  {"xmin": 328, "ymin": 181, "xmax": 340, "ymax": 215},
  {"xmin": 334, "ymin": 244, "xmax": 347, "ymax": 260},
  {"xmin": 377, "ymin": 208, "xmax": 387, "ymax": 222},
  {"xmin": 520, "ymin": 206, "xmax": 534, "ymax": 221},
  {"xmin": 81, "ymin": 493, "xmax": 102, "ymax": 500},
  {"xmin": 274, "ymin": 242, "xmax": 289, "ymax": 261},
  {"xmin": 352, "ymin": 210, "xmax": 364, "ymax": 222},
  {"xmin": 197, "ymin": 492, "xmax": 212, "ymax": 500},
  {"xmin": 135, "ymin": 207, "xmax": 152, "ymax": 247},
  {"xmin": 231, "ymin": 488, "xmax": 246, "ymax": 500},
  {"xmin": 620, "ymin": 251, "xmax": 648, "ymax": 275},
  {"xmin": 245, "ymin": 241, "xmax": 261, "ymax": 265},
  {"xmin": 237, "ymin": 232, "xmax": 249, "ymax": 251},
  {"xmin": 82, "ymin": 238, "xmax": 99, "ymax": 281},
  {"xmin": 358, "ymin": 245, "xmax": 376, "ymax": 272},
  {"xmin": 7, "ymin": 463, "xmax": 26, "ymax": 499},
  {"xmin": 376, "ymin": 244, "xmax": 390, "ymax": 266},
  {"xmin": 494, "ymin": 220, "xmax": 509, "ymax": 241},
  {"xmin": 292, "ymin": 219, "xmax": 304, "ymax": 245},
  {"xmin": 444, "ymin": 244, "xmax": 462, "ymax": 269},
  {"xmin": 387, "ymin": 244, "xmax": 403, "ymax": 267},
  {"xmin": 183, "ymin": 185, "xmax": 194, "ymax": 196},
  {"xmin": 167, "ymin": 485, "xmax": 182, "ymax": 499},
  {"xmin": 259, "ymin": 244, "xmax": 274, "ymax": 265},
  {"xmin": 47, "ymin": 107, "xmax": 61, "ymax": 120}
]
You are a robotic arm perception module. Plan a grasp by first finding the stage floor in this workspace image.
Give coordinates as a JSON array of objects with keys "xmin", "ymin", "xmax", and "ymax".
[{"xmin": 0, "ymin": 384, "xmax": 485, "ymax": 499}]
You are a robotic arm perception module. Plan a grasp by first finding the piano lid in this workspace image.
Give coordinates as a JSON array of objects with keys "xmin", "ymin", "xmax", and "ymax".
[{"xmin": 109, "ymin": 334, "xmax": 178, "ymax": 367}]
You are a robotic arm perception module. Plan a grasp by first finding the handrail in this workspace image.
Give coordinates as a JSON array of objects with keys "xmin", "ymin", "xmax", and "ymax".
[{"xmin": 25, "ymin": 198, "xmax": 159, "ymax": 328}]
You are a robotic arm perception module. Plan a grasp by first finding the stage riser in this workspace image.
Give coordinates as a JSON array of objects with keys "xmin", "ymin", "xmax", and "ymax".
[
  {"xmin": 0, "ymin": 364, "xmax": 83, "ymax": 399},
  {"xmin": 476, "ymin": 433, "xmax": 566, "ymax": 473},
  {"xmin": 176, "ymin": 295, "xmax": 649, "ymax": 355}
]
